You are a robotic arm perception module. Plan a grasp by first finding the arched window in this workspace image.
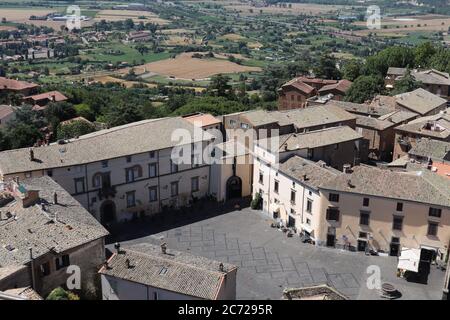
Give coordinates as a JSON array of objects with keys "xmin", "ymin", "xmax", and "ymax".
[{"xmin": 92, "ymin": 173, "xmax": 102, "ymax": 188}]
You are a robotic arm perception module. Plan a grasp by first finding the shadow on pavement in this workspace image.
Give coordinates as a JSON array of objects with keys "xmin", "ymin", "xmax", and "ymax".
[{"xmin": 106, "ymin": 197, "xmax": 251, "ymax": 244}]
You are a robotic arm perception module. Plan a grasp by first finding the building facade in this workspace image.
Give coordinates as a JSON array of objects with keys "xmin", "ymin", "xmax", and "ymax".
[
  {"xmin": 99, "ymin": 244, "xmax": 237, "ymax": 300},
  {"xmin": 0, "ymin": 176, "xmax": 108, "ymax": 298},
  {"xmin": 0, "ymin": 117, "xmax": 215, "ymax": 227}
]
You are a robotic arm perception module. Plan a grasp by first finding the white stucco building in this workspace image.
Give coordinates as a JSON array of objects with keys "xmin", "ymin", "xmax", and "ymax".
[{"xmin": 99, "ymin": 244, "xmax": 237, "ymax": 300}]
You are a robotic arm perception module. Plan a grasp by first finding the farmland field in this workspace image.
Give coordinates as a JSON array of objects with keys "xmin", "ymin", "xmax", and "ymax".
[
  {"xmin": 223, "ymin": 3, "xmax": 357, "ymax": 16},
  {"xmin": 0, "ymin": 7, "xmax": 96, "ymax": 28},
  {"xmin": 120, "ymin": 52, "xmax": 262, "ymax": 80},
  {"xmin": 353, "ymin": 14, "xmax": 450, "ymax": 35},
  {"xmin": 90, "ymin": 75, "xmax": 158, "ymax": 88},
  {"xmin": 94, "ymin": 9, "xmax": 169, "ymax": 25}
]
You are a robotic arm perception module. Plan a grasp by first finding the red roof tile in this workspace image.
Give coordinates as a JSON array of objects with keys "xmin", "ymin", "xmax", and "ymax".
[
  {"xmin": 0, "ymin": 77, "xmax": 39, "ymax": 91},
  {"xmin": 24, "ymin": 91, "xmax": 68, "ymax": 103}
]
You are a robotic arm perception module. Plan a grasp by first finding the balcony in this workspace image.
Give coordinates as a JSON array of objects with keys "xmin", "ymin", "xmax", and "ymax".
[{"xmin": 98, "ymin": 186, "xmax": 116, "ymax": 200}]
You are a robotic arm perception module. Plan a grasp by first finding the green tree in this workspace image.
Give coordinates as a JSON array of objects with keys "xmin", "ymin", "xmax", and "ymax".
[
  {"xmin": 74, "ymin": 103, "xmax": 95, "ymax": 121},
  {"xmin": 429, "ymin": 48, "xmax": 450, "ymax": 73},
  {"xmin": 364, "ymin": 47, "xmax": 414, "ymax": 76},
  {"xmin": 342, "ymin": 60, "xmax": 362, "ymax": 81},
  {"xmin": 208, "ymin": 74, "xmax": 232, "ymax": 97},
  {"xmin": 390, "ymin": 72, "xmax": 421, "ymax": 95},
  {"xmin": 44, "ymin": 101, "xmax": 77, "ymax": 136},
  {"xmin": 57, "ymin": 120, "xmax": 95, "ymax": 140},
  {"xmin": 104, "ymin": 104, "xmax": 143, "ymax": 127},
  {"xmin": 414, "ymin": 42, "xmax": 436, "ymax": 68},
  {"xmin": 313, "ymin": 55, "xmax": 341, "ymax": 80},
  {"xmin": 135, "ymin": 44, "xmax": 149, "ymax": 56},
  {"xmin": 0, "ymin": 130, "xmax": 11, "ymax": 151},
  {"xmin": 46, "ymin": 287, "xmax": 80, "ymax": 300},
  {"xmin": 172, "ymin": 96, "xmax": 249, "ymax": 116},
  {"xmin": 6, "ymin": 123, "xmax": 42, "ymax": 149},
  {"xmin": 345, "ymin": 75, "xmax": 385, "ymax": 103}
]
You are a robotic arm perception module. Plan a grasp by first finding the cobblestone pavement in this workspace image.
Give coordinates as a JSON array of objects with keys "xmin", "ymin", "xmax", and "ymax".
[{"xmin": 113, "ymin": 205, "xmax": 446, "ymax": 300}]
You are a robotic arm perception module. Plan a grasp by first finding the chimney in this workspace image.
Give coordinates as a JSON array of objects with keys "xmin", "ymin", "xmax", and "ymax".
[
  {"xmin": 303, "ymin": 174, "xmax": 309, "ymax": 181},
  {"xmin": 347, "ymin": 179, "xmax": 355, "ymax": 188},
  {"xmin": 343, "ymin": 164, "xmax": 352, "ymax": 174},
  {"xmin": 53, "ymin": 192, "xmax": 58, "ymax": 205},
  {"xmin": 53, "ymin": 212, "xmax": 58, "ymax": 223},
  {"xmin": 161, "ymin": 242, "xmax": 167, "ymax": 254},
  {"xmin": 114, "ymin": 242, "xmax": 121, "ymax": 254},
  {"xmin": 18, "ymin": 189, "xmax": 40, "ymax": 208},
  {"xmin": 125, "ymin": 258, "xmax": 131, "ymax": 269},
  {"xmin": 219, "ymin": 263, "xmax": 224, "ymax": 272},
  {"xmin": 29, "ymin": 148, "xmax": 35, "ymax": 162}
]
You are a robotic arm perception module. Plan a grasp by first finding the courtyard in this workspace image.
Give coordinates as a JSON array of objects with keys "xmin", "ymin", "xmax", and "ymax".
[{"xmin": 108, "ymin": 201, "xmax": 446, "ymax": 300}]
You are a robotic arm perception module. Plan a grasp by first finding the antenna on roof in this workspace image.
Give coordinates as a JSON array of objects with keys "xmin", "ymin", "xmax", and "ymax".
[{"xmin": 161, "ymin": 242, "xmax": 167, "ymax": 254}]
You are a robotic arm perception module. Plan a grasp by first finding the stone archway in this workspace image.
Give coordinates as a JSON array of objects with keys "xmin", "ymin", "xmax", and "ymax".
[
  {"xmin": 226, "ymin": 176, "xmax": 242, "ymax": 200},
  {"xmin": 100, "ymin": 200, "xmax": 116, "ymax": 226}
]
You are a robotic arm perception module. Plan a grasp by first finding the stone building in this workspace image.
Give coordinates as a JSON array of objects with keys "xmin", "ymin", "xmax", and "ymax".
[
  {"xmin": 0, "ymin": 117, "xmax": 215, "ymax": 227},
  {"xmin": 99, "ymin": 243, "xmax": 237, "ymax": 300},
  {"xmin": 0, "ymin": 176, "xmax": 108, "ymax": 298}
]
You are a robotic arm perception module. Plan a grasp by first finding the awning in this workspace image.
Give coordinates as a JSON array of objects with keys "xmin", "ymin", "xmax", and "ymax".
[
  {"xmin": 397, "ymin": 247, "xmax": 420, "ymax": 272},
  {"xmin": 420, "ymin": 245, "xmax": 438, "ymax": 252},
  {"xmin": 301, "ymin": 224, "xmax": 314, "ymax": 234}
]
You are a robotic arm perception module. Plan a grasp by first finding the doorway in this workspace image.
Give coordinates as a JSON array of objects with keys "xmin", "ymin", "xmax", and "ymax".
[
  {"xmin": 288, "ymin": 215, "xmax": 296, "ymax": 228},
  {"xmin": 326, "ymin": 234, "xmax": 335, "ymax": 247},
  {"xmin": 100, "ymin": 200, "xmax": 116, "ymax": 226},
  {"xmin": 390, "ymin": 243, "xmax": 400, "ymax": 256},
  {"xmin": 226, "ymin": 176, "xmax": 242, "ymax": 200},
  {"xmin": 357, "ymin": 240, "xmax": 368, "ymax": 252},
  {"xmin": 326, "ymin": 227, "xmax": 336, "ymax": 247}
]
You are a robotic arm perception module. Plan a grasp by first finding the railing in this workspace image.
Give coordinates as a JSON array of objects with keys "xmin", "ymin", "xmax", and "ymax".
[{"xmin": 98, "ymin": 186, "xmax": 116, "ymax": 200}]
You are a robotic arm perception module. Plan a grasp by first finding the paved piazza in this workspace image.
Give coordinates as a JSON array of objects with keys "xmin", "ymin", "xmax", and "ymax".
[{"xmin": 110, "ymin": 203, "xmax": 446, "ymax": 300}]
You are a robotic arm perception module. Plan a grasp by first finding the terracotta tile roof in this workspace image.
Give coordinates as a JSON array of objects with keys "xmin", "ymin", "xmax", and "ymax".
[
  {"xmin": 0, "ymin": 117, "xmax": 214, "ymax": 175},
  {"xmin": 319, "ymin": 165, "xmax": 450, "ymax": 207},
  {"xmin": 318, "ymin": 79, "xmax": 352, "ymax": 94},
  {"xmin": 387, "ymin": 67, "xmax": 407, "ymax": 76},
  {"xmin": 24, "ymin": 91, "xmax": 68, "ymax": 103},
  {"xmin": 408, "ymin": 138, "xmax": 450, "ymax": 161},
  {"xmin": 0, "ymin": 176, "xmax": 109, "ymax": 266},
  {"xmin": 356, "ymin": 110, "xmax": 417, "ymax": 131},
  {"xmin": 281, "ymin": 77, "xmax": 316, "ymax": 94},
  {"xmin": 395, "ymin": 109, "xmax": 450, "ymax": 139},
  {"xmin": 99, "ymin": 244, "xmax": 236, "ymax": 300},
  {"xmin": 412, "ymin": 69, "xmax": 450, "ymax": 86},
  {"xmin": 279, "ymin": 156, "xmax": 341, "ymax": 190},
  {"xmin": 242, "ymin": 104, "xmax": 355, "ymax": 129},
  {"xmin": 59, "ymin": 116, "xmax": 93, "ymax": 126},
  {"xmin": 3, "ymin": 287, "xmax": 43, "ymax": 300},
  {"xmin": 328, "ymin": 100, "xmax": 393, "ymax": 117},
  {"xmin": 0, "ymin": 105, "xmax": 14, "ymax": 119},
  {"xmin": 183, "ymin": 113, "xmax": 221, "ymax": 127},
  {"xmin": 395, "ymin": 88, "xmax": 447, "ymax": 115},
  {"xmin": 258, "ymin": 126, "xmax": 362, "ymax": 152},
  {"xmin": 0, "ymin": 77, "xmax": 38, "ymax": 91},
  {"xmin": 297, "ymin": 77, "xmax": 338, "ymax": 86}
]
